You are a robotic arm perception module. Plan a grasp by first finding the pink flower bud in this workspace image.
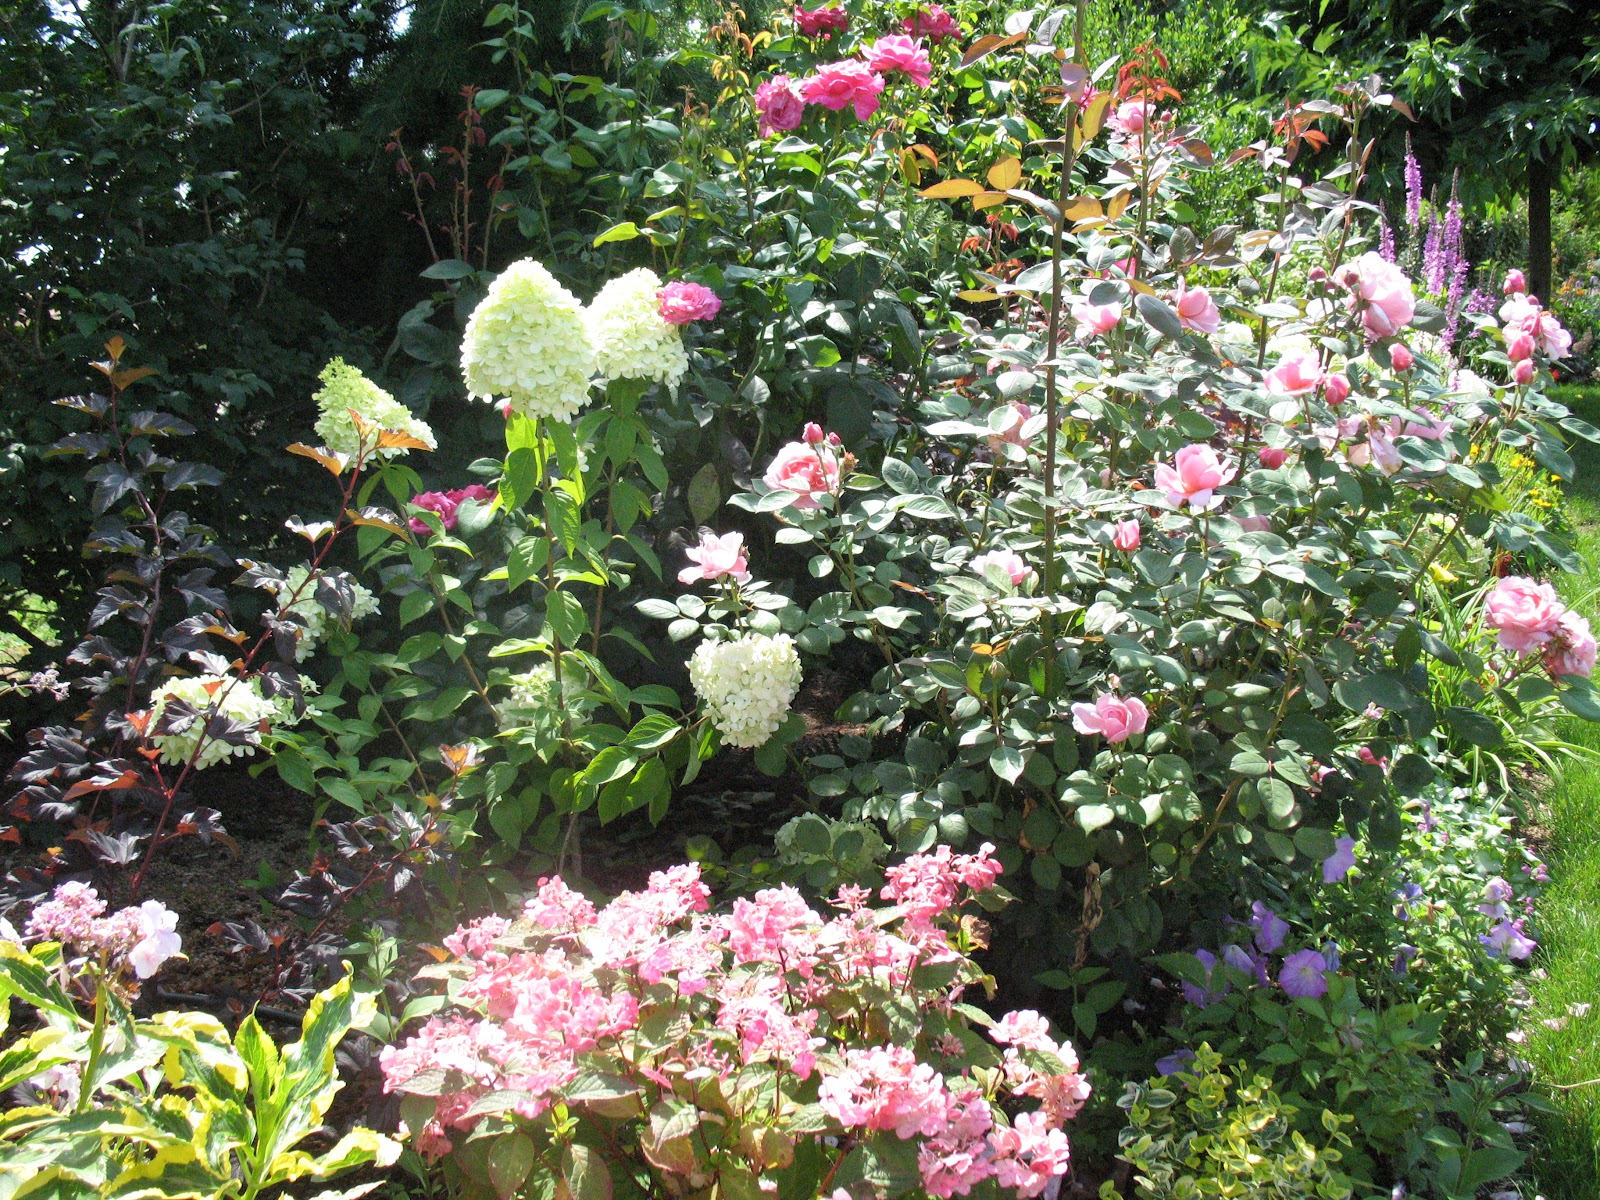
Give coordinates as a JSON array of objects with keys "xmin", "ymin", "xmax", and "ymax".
[
  {"xmin": 802, "ymin": 422, "xmax": 825, "ymax": 444},
  {"xmin": 1308, "ymin": 267, "xmax": 1327, "ymax": 282},
  {"xmin": 1259, "ymin": 446, "xmax": 1288, "ymax": 469},
  {"xmin": 827, "ymin": 432, "xmax": 842, "ymax": 447},
  {"xmin": 1507, "ymin": 332, "xmax": 1535, "ymax": 362},
  {"xmin": 1323, "ymin": 373, "xmax": 1350, "ymax": 406},
  {"xmin": 1514, "ymin": 359, "xmax": 1535, "ymax": 386},
  {"xmin": 1503, "ymin": 269, "xmax": 1527, "ymax": 295},
  {"xmin": 1112, "ymin": 520, "xmax": 1141, "ymax": 551},
  {"xmin": 1389, "ymin": 343, "xmax": 1414, "ymax": 372}
]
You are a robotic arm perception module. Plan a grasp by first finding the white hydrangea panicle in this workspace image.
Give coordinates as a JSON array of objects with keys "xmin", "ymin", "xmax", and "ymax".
[
  {"xmin": 688, "ymin": 634, "xmax": 803, "ymax": 748},
  {"xmin": 585, "ymin": 267, "xmax": 689, "ymax": 389},
  {"xmin": 147, "ymin": 675, "xmax": 280, "ymax": 769},
  {"xmin": 313, "ymin": 358, "xmax": 436, "ymax": 459},
  {"xmin": 461, "ymin": 258, "xmax": 596, "ymax": 422},
  {"xmin": 265, "ymin": 565, "xmax": 380, "ymax": 662},
  {"xmin": 498, "ymin": 661, "xmax": 597, "ymax": 751}
]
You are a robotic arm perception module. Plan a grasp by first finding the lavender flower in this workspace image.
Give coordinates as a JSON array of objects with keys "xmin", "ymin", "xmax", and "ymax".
[
  {"xmin": 1155, "ymin": 1048, "xmax": 1196, "ymax": 1076},
  {"xmin": 1481, "ymin": 918, "xmax": 1537, "ymax": 961},
  {"xmin": 1393, "ymin": 882, "xmax": 1425, "ymax": 920},
  {"xmin": 1279, "ymin": 948, "xmax": 1330, "ymax": 999},
  {"xmin": 1393, "ymin": 943, "xmax": 1418, "ymax": 975},
  {"xmin": 1478, "ymin": 877, "xmax": 1514, "ymax": 920},
  {"xmin": 1251, "ymin": 901, "xmax": 1288, "ymax": 953},
  {"xmin": 1379, "ymin": 207, "xmax": 1396, "ymax": 263},
  {"xmin": 1181, "ymin": 948, "xmax": 1229, "ymax": 1007},
  {"xmin": 1322, "ymin": 837, "xmax": 1357, "ymax": 883}
]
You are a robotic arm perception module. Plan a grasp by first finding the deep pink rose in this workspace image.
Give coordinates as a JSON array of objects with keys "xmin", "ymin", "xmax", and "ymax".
[
  {"xmin": 1171, "ymin": 279, "xmax": 1220, "ymax": 334},
  {"xmin": 799, "ymin": 61, "xmax": 885, "ymax": 120},
  {"xmin": 1546, "ymin": 610, "xmax": 1597, "ymax": 678},
  {"xmin": 679, "ymin": 531, "xmax": 751, "ymax": 585},
  {"xmin": 1484, "ymin": 576, "xmax": 1566, "ymax": 654},
  {"xmin": 1112, "ymin": 520, "xmax": 1141, "ymax": 551},
  {"xmin": 802, "ymin": 421, "xmax": 825, "ymax": 445},
  {"xmin": 1153, "ymin": 443, "xmax": 1237, "ymax": 511},
  {"xmin": 1258, "ymin": 446, "xmax": 1288, "ymax": 469},
  {"xmin": 864, "ymin": 35, "xmax": 933, "ymax": 88},
  {"xmin": 657, "ymin": 281, "xmax": 721, "ymax": 324},
  {"xmin": 1338, "ymin": 252, "xmax": 1416, "ymax": 338},
  {"xmin": 1071, "ymin": 694, "xmax": 1149, "ymax": 743},
  {"xmin": 754, "ymin": 75, "xmax": 805, "ymax": 137},
  {"xmin": 1389, "ymin": 343, "xmax": 1414, "ymax": 372},
  {"xmin": 1503, "ymin": 269, "xmax": 1527, "ymax": 294},
  {"xmin": 971, "ymin": 548, "xmax": 1032, "ymax": 586},
  {"xmin": 1264, "ymin": 352, "xmax": 1323, "ymax": 397},
  {"xmin": 793, "ymin": 4, "xmax": 847, "ymax": 38},
  {"xmin": 1071, "ymin": 300, "xmax": 1122, "ymax": 339},
  {"xmin": 408, "ymin": 485, "xmax": 496, "ymax": 535},
  {"xmin": 1323, "ymin": 372, "xmax": 1351, "ymax": 405},
  {"xmin": 1507, "ymin": 331, "xmax": 1535, "ymax": 362},
  {"xmin": 902, "ymin": 5, "xmax": 960, "ymax": 44},
  {"xmin": 763, "ymin": 439, "xmax": 843, "ymax": 509},
  {"xmin": 1514, "ymin": 358, "xmax": 1535, "ymax": 386}
]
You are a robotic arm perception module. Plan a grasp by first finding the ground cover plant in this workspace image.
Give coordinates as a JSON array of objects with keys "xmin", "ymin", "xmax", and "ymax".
[{"xmin": 2, "ymin": 0, "xmax": 1598, "ymax": 1198}]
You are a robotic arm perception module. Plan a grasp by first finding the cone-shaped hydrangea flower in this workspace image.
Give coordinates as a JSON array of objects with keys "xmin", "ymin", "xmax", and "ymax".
[
  {"xmin": 148, "ymin": 675, "xmax": 280, "ymax": 769},
  {"xmin": 585, "ymin": 267, "xmax": 689, "ymax": 388},
  {"xmin": 689, "ymin": 633, "xmax": 802, "ymax": 748},
  {"xmin": 462, "ymin": 258, "xmax": 596, "ymax": 421},
  {"xmin": 313, "ymin": 358, "xmax": 436, "ymax": 460},
  {"xmin": 264, "ymin": 565, "xmax": 380, "ymax": 662}
]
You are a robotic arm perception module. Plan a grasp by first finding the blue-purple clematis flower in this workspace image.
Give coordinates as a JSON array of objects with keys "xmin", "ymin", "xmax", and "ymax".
[
  {"xmin": 1250, "ymin": 901, "xmax": 1288, "ymax": 953},
  {"xmin": 1279, "ymin": 948, "xmax": 1330, "ymax": 999},
  {"xmin": 1322, "ymin": 837, "xmax": 1357, "ymax": 883}
]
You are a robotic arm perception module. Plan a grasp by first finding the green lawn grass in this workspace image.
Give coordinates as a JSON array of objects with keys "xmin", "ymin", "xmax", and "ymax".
[{"xmin": 1523, "ymin": 383, "xmax": 1600, "ymax": 1199}]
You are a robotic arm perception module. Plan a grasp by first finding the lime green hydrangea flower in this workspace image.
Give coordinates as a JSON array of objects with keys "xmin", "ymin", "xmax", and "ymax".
[
  {"xmin": 148, "ymin": 675, "xmax": 281, "ymax": 769},
  {"xmin": 461, "ymin": 258, "xmax": 596, "ymax": 422},
  {"xmin": 585, "ymin": 267, "xmax": 688, "ymax": 388},
  {"xmin": 313, "ymin": 358, "xmax": 436, "ymax": 459}
]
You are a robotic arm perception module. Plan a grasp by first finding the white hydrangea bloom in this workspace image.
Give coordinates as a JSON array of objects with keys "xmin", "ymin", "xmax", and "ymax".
[
  {"xmin": 148, "ymin": 675, "xmax": 279, "ymax": 769},
  {"xmin": 585, "ymin": 267, "xmax": 688, "ymax": 388},
  {"xmin": 688, "ymin": 634, "xmax": 802, "ymax": 749},
  {"xmin": 313, "ymin": 358, "xmax": 436, "ymax": 459},
  {"xmin": 265, "ymin": 566, "xmax": 380, "ymax": 662},
  {"xmin": 461, "ymin": 258, "xmax": 596, "ymax": 422}
]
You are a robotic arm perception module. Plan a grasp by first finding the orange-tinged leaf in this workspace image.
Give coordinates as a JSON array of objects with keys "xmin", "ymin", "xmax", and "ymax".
[
  {"xmin": 986, "ymin": 156, "xmax": 1022, "ymax": 190},
  {"xmin": 63, "ymin": 770, "xmax": 142, "ymax": 803},
  {"xmin": 1105, "ymin": 191, "xmax": 1132, "ymax": 221},
  {"xmin": 286, "ymin": 443, "xmax": 350, "ymax": 475},
  {"xmin": 898, "ymin": 148, "xmax": 922, "ymax": 187},
  {"xmin": 970, "ymin": 190, "xmax": 1010, "ymax": 211},
  {"xmin": 345, "ymin": 507, "xmax": 409, "ymax": 536},
  {"xmin": 1079, "ymin": 94, "xmax": 1112, "ymax": 140},
  {"xmin": 105, "ymin": 335, "xmax": 126, "ymax": 363},
  {"xmin": 110, "ymin": 366, "xmax": 158, "ymax": 390},
  {"xmin": 908, "ymin": 143, "xmax": 940, "ymax": 166},
  {"xmin": 958, "ymin": 290, "xmax": 1001, "ymax": 303},
  {"xmin": 1062, "ymin": 197, "xmax": 1103, "ymax": 222},
  {"xmin": 921, "ymin": 178, "xmax": 985, "ymax": 199},
  {"xmin": 376, "ymin": 429, "xmax": 435, "ymax": 452},
  {"xmin": 959, "ymin": 30, "xmax": 1027, "ymax": 69}
]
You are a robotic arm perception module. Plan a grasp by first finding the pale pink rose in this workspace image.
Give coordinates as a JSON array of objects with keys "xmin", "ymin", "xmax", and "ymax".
[
  {"xmin": 1153, "ymin": 443, "xmax": 1237, "ymax": 511},
  {"xmin": 1503, "ymin": 269, "xmax": 1527, "ymax": 294},
  {"xmin": 763, "ymin": 440, "xmax": 843, "ymax": 509},
  {"xmin": 1171, "ymin": 279, "xmax": 1220, "ymax": 334},
  {"xmin": 971, "ymin": 548, "xmax": 1033, "ymax": 586},
  {"xmin": 902, "ymin": 5, "xmax": 960, "ymax": 44},
  {"xmin": 864, "ymin": 35, "xmax": 933, "ymax": 88},
  {"xmin": 1507, "ymin": 331, "xmax": 1535, "ymax": 362},
  {"xmin": 799, "ymin": 61, "xmax": 885, "ymax": 121},
  {"xmin": 1110, "ymin": 99, "xmax": 1151, "ymax": 136},
  {"xmin": 679, "ymin": 531, "xmax": 752, "ymax": 585},
  {"xmin": 1111, "ymin": 519, "xmax": 1141, "ymax": 551},
  {"xmin": 986, "ymin": 402, "xmax": 1033, "ymax": 451},
  {"xmin": 754, "ymin": 75, "xmax": 805, "ymax": 136},
  {"xmin": 1071, "ymin": 300, "xmax": 1122, "ymax": 340},
  {"xmin": 1258, "ymin": 446, "xmax": 1288, "ymax": 469},
  {"xmin": 657, "ymin": 281, "xmax": 722, "ymax": 324},
  {"xmin": 1071, "ymin": 693, "xmax": 1149, "ymax": 743},
  {"xmin": 1546, "ymin": 610, "xmax": 1597, "ymax": 678},
  {"xmin": 1515, "ymin": 308, "xmax": 1573, "ymax": 360},
  {"xmin": 1367, "ymin": 428, "xmax": 1401, "ymax": 475},
  {"xmin": 1400, "ymin": 410, "xmax": 1452, "ymax": 440},
  {"xmin": 1339, "ymin": 252, "xmax": 1416, "ymax": 338},
  {"xmin": 1498, "ymin": 294, "xmax": 1538, "ymax": 326},
  {"xmin": 1514, "ymin": 358, "xmax": 1536, "ymax": 386},
  {"xmin": 1484, "ymin": 576, "xmax": 1566, "ymax": 654},
  {"xmin": 1236, "ymin": 515, "xmax": 1272, "ymax": 533},
  {"xmin": 1323, "ymin": 372, "xmax": 1351, "ymax": 405},
  {"xmin": 1265, "ymin": 352, "xmax": 1323, "ymax": 397},
  {"xmin": 1389, "ymin": 343, "xmax": 1414, "ymax": 372}
]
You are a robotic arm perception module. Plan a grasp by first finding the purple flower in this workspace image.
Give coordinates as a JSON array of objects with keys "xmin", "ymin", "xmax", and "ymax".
[
  {"xmin": 1393, "ymin": 943, "xmax": 1417, "ymax": 976},
  {"xmin": 1393, "ymin": 882, "xmax": 1425, "ymax": 920},
  {"xmin": 1180, "ymin": 949, "xmax": 1229, "ymax": 1007},
  {"xmin": 1222, "ymin": 942, "xmax": 1268, "ymax": 987},
  {"xmin": 1279, "ymin": 948, "xmax": 1330, "ymax": 999},
  {"xmin": 1404, "ymin": 135, "xmax": 1423, "ymax": 230},
  {"xmin": 1322, "ymin": 837, "xmax": 1357, "ymax": 883},
  {"xmin": 1379, "ymin": 209, "xmax": 1396, "ymax": 264},
  {"xmin": 1321, "ymin": 941, "xmax": 1341, "ymax": 972},
  {"xmin": 1481, "ymin": 918, "xmax": 1537, "ymax": 962},
  {"xmin": 1155, "ymin": 1048, "xmax": 1196, "ymax": 1076},
  {"xmin": 1250, "ymin": 901, "xmax": 1288, "ymax": 953},
  {"xmin": 1477, "ymin": 876, "xmax": 1514, "ymax": 920}
]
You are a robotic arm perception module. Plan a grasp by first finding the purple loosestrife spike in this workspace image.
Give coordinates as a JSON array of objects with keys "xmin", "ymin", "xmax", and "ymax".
[
  {"xmin": 1379, "ymin": 206, "xmax": 1396, "ymax": 263},
  {"xmin": 1404, "ymin": 134, "xmax": 1422, "ymax": 230}
]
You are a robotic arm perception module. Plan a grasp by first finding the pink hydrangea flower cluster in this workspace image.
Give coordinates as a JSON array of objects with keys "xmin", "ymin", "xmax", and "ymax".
[
  {"xmin": 382, "ymin": 855, "xmax": 1086, "ymax": 1196},
  {"xmin": 409, "ymin": 484, "xmax": 496, "ymax": 535},
  {"xmin": 24, "ymin": 882, "xmax": 183, "ymax": 985},
  {"xmin": 1484, "ymin": 575, "xmax": 1596, "ymax": 678}
]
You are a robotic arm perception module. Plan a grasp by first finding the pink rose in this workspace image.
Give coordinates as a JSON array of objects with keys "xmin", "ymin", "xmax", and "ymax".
[
  {"xmin": 1071, "ymin": 300, "xmax": 1122, "ymax": 340},
  {"xmin": 1513, "ymin": 359, "xmax": 1536, "ymax": 386},
  {"xmin": 799, "ymin": 61, "xmax": 885, "ymax": 121},
  {"xmin": 1509, "ymin": 308, "xmax": 1573, "ymax": 360},
  {"xmin": 802, "ymin": 421, "xmax": 825, "ymax": 445},
  {"xmin": 763, "ymin": 439, "xmax": 843, "ymax": 509},
  {"xmin": 1389, "ymin": 343, "xmax": 1414, "ymax": 372},
  {"xmin": 1153, "ymin": 443, "xmax": 1237, "ymax": 511},
  {"xmin": 754, "ymin": 75, "xmax": 805, "ymax": 137},
  {"xmin": 1258, "ymin": 446, "xmax": 1288, "ymax": 469},
  {"xmin": 1323, "ymin": 372, "xmax": 1351, "ymax": 405},
  {"xmin": 864, "ymin": 35, "xmax": 933, "ymax": 88},
  {"xmin": 409, "ymin": 490, "xmax": 460, "ymax": 535},
  {"xmin": 1484, "ymin": 576, "xmax": 1566, "ymax": 654},
  {"xmin": 1071, "ymin": 693, "xmax": 1149, "ymax": 743},
  {"xmin": 793, "ymin": 4, "xmax": 847, "ymax": 37},
  {"xmin": 1507, "ymin": 331, "xmax": 1535, "ymax": 362},
  {"xmin": 1503, "ymin": 269, "xmax": 1527, "ymax": 294},
  {"xmin": 1367, "ymin": 427, "xmax": 1401, "ymax": 475},
  {"xmin": 1338, "ymin": 252, "xmax": 1416, "ymax": 338},
  {"xmin": 1237, "ymin": 515, "xmax": 1272, "ymax": 533},
  {"xmin": 1171, "ymin": 279, "xmax": 1220, "ymax": 334},
  {"xmin": 679, "ymin": 531, "xmax": 752, "ymax": 585},
  {"xmin": 657, "ymin": 281, "xmax": 721, "ymax": 324},
  {"xmin": 1546, "ymin": 610, "xmax": 1597, "ymax": 678},
  {"xmin": 1264, "ymin": 352, "xmax": 1323, "ymax": 397},
  {"xmin": 1110, "ymin": 99, "xmax": 1151, "ymax": 136},
  {"xmin": 986, "ymin": 402, "xmax": 1033, "ymax": 451},
  {"xmin": 902, "ymin": 5, "xmax": 960, "ymax": 44},
  {"xmin": 971, "ymin": 548, "xmax": 1032, "ymax": 586},
  {"xmin": 1112, "ymin": 519, "xmax": 1141, "ymax": 551}
]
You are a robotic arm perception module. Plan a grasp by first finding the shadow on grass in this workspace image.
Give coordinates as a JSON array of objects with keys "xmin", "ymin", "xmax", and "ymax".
[{"xmin": 1524, "ymin": 384, "xmax": 1600, "ymax": 1199}]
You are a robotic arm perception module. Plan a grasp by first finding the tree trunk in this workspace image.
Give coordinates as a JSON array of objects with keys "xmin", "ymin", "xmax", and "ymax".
[{"xmin": 1528, "ymin": 154, "xmax": 1553, "ymax": 302}]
